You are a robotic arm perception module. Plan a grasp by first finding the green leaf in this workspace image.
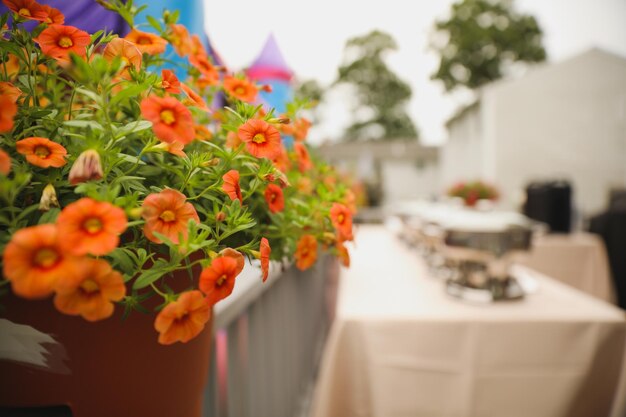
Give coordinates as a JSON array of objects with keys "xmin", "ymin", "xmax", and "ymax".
[
  {"xmin": 63, "ymin": 120, "xmax": 105, "ymax": 130},
  {"xmin": 114, "ymin": 120, "xmax": 153, "ymax": 138},
  {"xmin": 132, "ymin": 258, "xmax": 170, "ymax": 289}
]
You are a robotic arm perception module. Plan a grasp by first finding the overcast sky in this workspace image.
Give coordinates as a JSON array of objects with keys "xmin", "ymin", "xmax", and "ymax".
[{"xmin": 204, "ymin": 0, "xmax": 626, "ymax": 145}]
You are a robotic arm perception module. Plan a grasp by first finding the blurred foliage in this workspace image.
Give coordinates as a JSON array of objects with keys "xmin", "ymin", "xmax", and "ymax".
[
  {"xmin": 294, "ymin": 79, "xmax": 324, "ymax": 104},
  {"xmin": 335, "ymin": 30, "xmax": 418, "ymax": 141},
  {"xmin": 431, "ymin": 0, "xmax": 546, "ymax": 91}
]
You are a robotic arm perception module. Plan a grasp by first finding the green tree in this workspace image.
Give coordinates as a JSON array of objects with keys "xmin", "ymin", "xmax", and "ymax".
[
  {"xmin": 294, "ymin": 79, "xmax": 324, "ymax": 104},
  {"xmin": 336, "ymin": 30, "xmax": 418, "ymax": 141},
  {"xmin": 431, "ymin": 0, "xmax": 546, "ymax": 91}
]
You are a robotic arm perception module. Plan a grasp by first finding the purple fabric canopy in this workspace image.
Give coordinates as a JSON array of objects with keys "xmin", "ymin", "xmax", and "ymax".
[
  {"xmin": 0, "ymin": 0, "xmax": 128, "ymax": 35},
  {"xmin": 246, "ymin": 34, "xmax": 293, "ymax": 82}
]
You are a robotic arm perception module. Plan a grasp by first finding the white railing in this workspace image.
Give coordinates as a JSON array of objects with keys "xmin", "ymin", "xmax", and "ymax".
[{"xmin": 202, "ymin": 255, "xmax": 338, "ymax": 417}]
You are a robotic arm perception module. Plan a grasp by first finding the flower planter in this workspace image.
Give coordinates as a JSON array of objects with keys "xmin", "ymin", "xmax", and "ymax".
[{"xmin": 0, "ymin": 279, "xmax": 213, "ymax": 417}]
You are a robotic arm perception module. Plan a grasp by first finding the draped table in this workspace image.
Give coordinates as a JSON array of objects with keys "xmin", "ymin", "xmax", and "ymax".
[
  {"xmin": 312, "ymin": 225, "xmax": 626, "ymax": 417},
  {"xmin": 515, "ymin": 232, "xmax": 615, "ymax": 303}
]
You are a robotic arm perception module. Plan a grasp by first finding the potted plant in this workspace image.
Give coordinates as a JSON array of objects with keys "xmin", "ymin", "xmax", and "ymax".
[
  {"xmin": 447, "ymin": 180, "xmax": 499, "ymax": 207},
  {"xmin": 0, "ymin": 1, "xmax": 355, "ymax": 416}
]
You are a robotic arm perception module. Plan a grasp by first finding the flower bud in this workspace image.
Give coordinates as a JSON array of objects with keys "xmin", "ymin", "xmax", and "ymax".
[
  {"xmin": 215, "ymin": 211, "xmax": 226, "ymax": 222},
  {"xmin": 128, "ymin": 207, "xmax": 144, "ymax": 219},
  {"xmin": 249, "ymin": 250, "xmax": 261, "ymax": 259},
  {"xmin": 262, "ymin": 173, "xmax": 276, "ymax": 182},
  {"xmin": 201, "ymin": 158, "xmax": 220, "ymax": 167},
  {"xmin": 69, "ymin": 149, "xmax": 103, "ymax": 185},
  {"xmin": 39, "ymin": 184, "xmax": 59, "ymax": 211},
  {"xmin": 261, "ymin": 84, "xmax": 273, "ymax": 93}
]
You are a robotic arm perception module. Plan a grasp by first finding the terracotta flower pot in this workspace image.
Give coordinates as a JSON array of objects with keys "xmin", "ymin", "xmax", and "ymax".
[{"xmin": 0, "ymin": 267, "xmax": 213, "ymax": 417}]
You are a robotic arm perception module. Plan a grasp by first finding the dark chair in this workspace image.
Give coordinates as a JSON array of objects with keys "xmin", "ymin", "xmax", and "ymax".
[
  {"xmin": 523, "ymin": 180, "xmax": 572, "ymax": 233},
  {"xmin": 589, "ymin": 200, "xmax": 626, "ymax": 309}
]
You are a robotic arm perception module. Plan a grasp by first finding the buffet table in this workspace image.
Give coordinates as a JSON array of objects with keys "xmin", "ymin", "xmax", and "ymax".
[
  {"xmin": 516, "ymin": 232, "xmax": 615, "ymax": 303},
  {"xmin": 311, "ymin": 225, "xmax": 626, "ymax": 417}
]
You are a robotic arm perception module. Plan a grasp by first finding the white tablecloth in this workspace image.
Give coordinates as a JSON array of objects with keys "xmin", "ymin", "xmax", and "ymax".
[
  {"xmin": 516, "ymin": 232, "xmax": 615, "ymax": 303},
  {"xmin": 312, "ymin": 225, "xmax": 626, "ymax": 417}
]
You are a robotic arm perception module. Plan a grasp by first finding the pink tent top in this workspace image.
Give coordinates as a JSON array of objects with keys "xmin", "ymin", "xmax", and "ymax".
[{"xmin": 246, "ymin": 34, "xmax": 293, "ymax": 82}]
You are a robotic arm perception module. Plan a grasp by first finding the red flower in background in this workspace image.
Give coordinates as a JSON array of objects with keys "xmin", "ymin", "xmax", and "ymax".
[
  {"xmin": 41, "ymin": 4, "xmax": 64, "ymax": 24},
  {"xmin": 264, "ymin": 183, "xmax": 284, "ymax": 213}
]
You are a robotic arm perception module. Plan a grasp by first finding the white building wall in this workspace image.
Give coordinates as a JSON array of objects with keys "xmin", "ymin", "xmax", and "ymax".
[
  {"xmin": 382, "ymin": 160, "xmax": 440, "ymax": 202},
  {"xmin": 440, "ymin": 107, "xmax": 485, "ymax": 190},
  {"xmin": 444, "ymin": 49, "xmax": 626, "ymax": 216},
  {"xmin": 489, "ymin": 49, "xmax": 626, "ymax": 214}
]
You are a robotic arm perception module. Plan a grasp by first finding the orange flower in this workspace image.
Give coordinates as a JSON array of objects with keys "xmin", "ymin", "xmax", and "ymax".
[
  {"xmin": 294, "ymin": 142, "xmax": 313, "ymax": 172},
  {"xmin": 0, "ymin": 94, "xmax": 17, "ymax": 133},
  {"xmin": 199, "ymin": 256, "xmax": 241, "ymax": 306},
  {"xmin": 35, "ymin": 24, "xmax": 90, "ymax": 62},
  {"xmin": 296, "ymin": 177, "xmax": 313, "ymax": 194},
  {"xmin": 238, "ymin": 119, "xmax": 282, "ymax": 159},
  {"xmin": 169, "ymin": 24, "xmax": 192, "ymax": 57},
  {"xmin": 2, "ymin": 224, "xmax": 80, "ymax": 299},
  {"xmin": 154, "ymin": 290, "xmax": 211, "ymax": 345},
  {"xmin": 264, "ymin": 183, "xmax": 284, "ymax": 213},
  {"xmin": 68, "ymin": 149, "xmax": 103, "ymax": 185},
  {"xmin": 16, "ymin": 137, "xmax": 67, "ymax": 168},
  {"xmin": 56, "ymin": 198, "xmax": 128, "ymax": 256},
  {"xmin": 225, "ymin": 131, "xmax": 242, "ymax": 149},
  {"xmin": 3, "ymin": 0, "xmax": 47, "ymax": 21},
  {"xmin": 222, "ymin": 170, "xmax": 242, "ymax": 203},
  {"xmin": 197, "ymin": 74, "xmax": 220, "ymax": 90},
  {"xmin": 140, "ymin": 96, "xmax": 195, "ymax": 144},
  {"xmin": 330, "ymin": 203, "xmax": 354, "ymax": 241},
  {"xmin": 293, "ymin": 117, "xmax": 312, "ymax": 142},
  {"xmin": 223, "ymin": 75, "xmax": 258, "ymax": 102},
  {"xmin": 190, "ymin": 54, "xmax": 219, "ymax": 81},
  {"xmin": 124, "ymin": 29, "xmax": 167, "ymax": 55},
  {"xmin": 54, "ymin": 258, "xmax": 126, "ymax": 322},
  {"xmin": 161, "ymin": 69, "xmax": 181, "ymax": 94},
  {"xmin": 294, "ymin": 234, "xmax": 318, "ymax": 271},
  {"xmin": 181, "ymin": 83, "xmax": 209, "ymax": 111},
  {"xmin": 142, "ymin": 189, "xmax": 199, "ymax": 244},
  {"xmin": 272, "ymin": 146, "xmax": 291, "ymax": 172},
  {"xmin": 103, "ymin": 38, "xmax": 142, "ymax": 79},
  {"xmin": 260, "ymin": 237, "xmax": 270, "ymax": 282},
  {"xmin": 155, "ymin": 141, "xmax": 186, "ymax": 157},
  {"xmin": 0, "ymin": 81, "xmax": 22, "ymax": 102},
  {"xmin": 189, "ymin": 34, "xmax": 206, "ymax": 58},
  {"xmin": 0, "ymin": 148, "xmax": 10, "ymax": 175},
  {"xmin": 194, "ymin": 124, "xmax": 213, "ymax": 141},
  {"xmin": 2, "ymin": 53, "xmax": 20, "ymax": 78},
  {"xmin": 41, "ymin": 4, "xmax": 64, "ymax": 24},
  {"xmin": 219, "ymin": 247, "xmax": 245, "ymax": 276},
  {"xmin": 336, "ymin": 241, "xmax": 350, "ymax": 267}
]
